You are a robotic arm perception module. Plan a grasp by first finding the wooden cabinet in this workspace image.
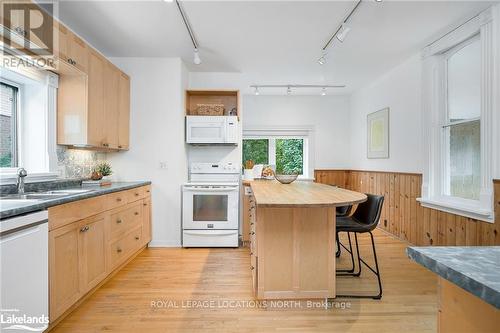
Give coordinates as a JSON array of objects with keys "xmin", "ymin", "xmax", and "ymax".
[
  {"xmin": 104, "ymin": 61, "xmax": 120, "ymax": 148},
  {"xmin": 87, "ymin": 48, "xmax": 105, "ymax": 147},
  {"xmin": 49, "ymin": 222, "xmax": 81, "ymax": 321},
  {"xmin": 55, "ymin": 22, "xmax": 88, "ymax": 73},
  {"xmin": 53, "ymin": 20, "xmax": 130, "ymax": 150},
  {"xmin": 143, "ymin": 198, "xmax": 152, "ymax": 244},
  {"xmin": 78, "ymin": 215, "xmax": 107, "ymax": 294},
  {"xmin": 48, "ymin": 186, "xmax": 152, "ymax": 323},
  {"xmin": 118, "ymin": 72, "xmax": 131, "ymax": 150}
]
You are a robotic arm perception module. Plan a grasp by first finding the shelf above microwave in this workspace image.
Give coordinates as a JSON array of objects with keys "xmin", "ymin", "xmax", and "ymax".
[{"xmin": 185, "ymin": 90, "xmax": 239, "ymax": 118}]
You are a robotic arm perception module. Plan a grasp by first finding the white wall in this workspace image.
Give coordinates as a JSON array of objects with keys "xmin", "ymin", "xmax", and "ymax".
[
  {"xmin": 349, "ymin": 55, "xmax": 423, "ymax": 173},
  {"xmin": 108, "ymin": 57, "xmax": 188, "ymax": 247},
  {"xmin": 243, "ymin": 95, "xmax": 352, "ymax": 171}
]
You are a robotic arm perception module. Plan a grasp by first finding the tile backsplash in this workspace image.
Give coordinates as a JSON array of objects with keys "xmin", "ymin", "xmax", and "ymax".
[{"xmin": 56, "ymin": 146, "xmax": 106, "ymax": 179}]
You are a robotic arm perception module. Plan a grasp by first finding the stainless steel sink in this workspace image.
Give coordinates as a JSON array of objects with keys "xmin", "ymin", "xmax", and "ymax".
[
  {"xmin": 1, "ymin": 193, "xmax": 66, "ymax": 200},
  {"xmin": 43, "ymin": 189, "xmax": 93, "ymax": 195}
]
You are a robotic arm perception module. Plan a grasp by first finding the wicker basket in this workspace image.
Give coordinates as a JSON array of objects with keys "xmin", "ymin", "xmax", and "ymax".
[{"xmin": 196, "ymin": 104, "xmax": 224, "ymax": 116}]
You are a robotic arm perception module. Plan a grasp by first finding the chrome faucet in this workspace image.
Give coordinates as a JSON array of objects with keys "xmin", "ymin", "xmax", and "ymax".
[{"xmin": 17, "ymin": 168, "xmax": 27, "ymax": 194}]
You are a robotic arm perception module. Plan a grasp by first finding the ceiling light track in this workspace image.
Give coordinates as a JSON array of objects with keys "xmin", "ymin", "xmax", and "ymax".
[
  {"xmin": 175, "ymin": 0, "xmax": 202, "ymax": 65},
  {"xmin": 321, "ymin": 0, "xmax": 362, "ymax": 51},
  {"xmin": 250, "ymin": 84, "xmax": 346, "ymax": 96}
]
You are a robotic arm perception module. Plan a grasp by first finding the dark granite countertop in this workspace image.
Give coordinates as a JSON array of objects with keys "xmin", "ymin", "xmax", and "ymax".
[
  {"xmin": 407, "ymin": 246, "xmax": 500, "ymax": 309},
  {"xmin": 0, "ymin": 181, "xmax": 151, "ymax": 220}
]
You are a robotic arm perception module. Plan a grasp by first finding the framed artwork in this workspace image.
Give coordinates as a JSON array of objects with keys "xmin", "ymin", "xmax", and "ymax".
[{"xmin": 367, "ymin": 108, "xmax": 389, "ymax": 159}]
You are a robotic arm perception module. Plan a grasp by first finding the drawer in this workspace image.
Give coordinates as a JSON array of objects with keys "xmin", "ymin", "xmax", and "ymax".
[
  {"xmin": 106, "ymin": 191, "xmax": 129, "ymax": 210},
  {"xmin": 251, "ymin": 253, "xmax": 257, "ymax": 295},
  {"xmin": 108, "ymin": 203, "xmax": 142, "ymax": 240},
  {"xmin": 143, "ymin": 185, "xmax": 152, "ymax": 197},
  {"xmin": 250, "ymin": 232, "xmax": 257, "ymax": 256},
  {"xmin": 108, "ymin": 225, "xmax": 143, "ymax": 271},
  {"xmin": 127, "ymin": 187, "xmax": 144, "ymax": 202}
]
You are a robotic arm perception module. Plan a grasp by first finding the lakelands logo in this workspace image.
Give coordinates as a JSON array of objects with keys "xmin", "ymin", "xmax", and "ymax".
[{"xmin": 0, "ymin": 309, "xmax": 49, "ymax": 332}]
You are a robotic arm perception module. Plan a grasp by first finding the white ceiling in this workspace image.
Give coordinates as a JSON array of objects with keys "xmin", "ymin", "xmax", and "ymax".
[{"xmin": 56, "ymin": 0, "xmax": 497, "ymax": 94}]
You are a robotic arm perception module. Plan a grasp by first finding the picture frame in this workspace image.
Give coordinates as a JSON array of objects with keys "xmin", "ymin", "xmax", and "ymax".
[{"xmin": 367, "ymin": 108, "xmax": 390, "ymax": 159}]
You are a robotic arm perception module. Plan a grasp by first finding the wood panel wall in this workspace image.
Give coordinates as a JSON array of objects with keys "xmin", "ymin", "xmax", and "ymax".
[{"xmin": 314, "ymin": 170, "xmax": 500, "ymax": 246}]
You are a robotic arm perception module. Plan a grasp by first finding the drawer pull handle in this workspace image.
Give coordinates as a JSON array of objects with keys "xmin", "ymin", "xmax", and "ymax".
[
  {"xmin": 117, "ymin": 248, "xmax": 122, "ymax": 253},
  {"xmin": 134, "ymin": 212, "xmax": 139, "ymax": 216},
  {"xmin": 80, "ymin": 226, "xmax": 89, "ymax": 232},
  {"xmin": 146, "ymin": 190, "xmax": 150, "ymax": 193},
  {"xmin": 116, "ymin": 219, "xmax": 122, "ymax": 224},
  {"xmin": 135, "ymin": 236, "xmax": 140, "ymax": 240},
  {"xmin": 117, "ymin": 198, "xmax": 122, "ymax": 202},
  {"xmin": 118, "ymin": 145, "xmax": 123, "ymax": 149},
  {"xmin": 250, "ymin": 252, "xmax": 253, "ymax": 255},
  {"xmin": 135, "ymin": 193, "xmax": 139, "ymax": 196},
  {"xmin": 143, "ymin": 203, "xmax": 147, "ymax": 206},
  {"xmin": 251, "ymin": 266, "xmax": 255, "ymax": 270},
  {"xmin": 251, "ymin": 232, "xmax": 255, "ymax": 235}
]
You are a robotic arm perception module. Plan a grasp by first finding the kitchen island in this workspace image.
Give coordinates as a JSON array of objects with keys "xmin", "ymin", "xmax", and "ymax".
[
  {"xmin": 248, "ymin": 180, "xmax": 366, "ymax": 300},
  {"xmin": 407, "ymin": 246, "xmax": 500, "ymax": 333}
]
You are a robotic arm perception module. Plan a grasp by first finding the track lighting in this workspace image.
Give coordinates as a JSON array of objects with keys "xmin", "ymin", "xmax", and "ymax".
[
  {"xmin": 250, "ymin": 84, "xmax": 346, "ymax": 96},
  {"xmin": 286, "ymin": 86, "xmax": 292, "ymax": 95},
  {"xmin": 254, "ymin": 87, "xmax": 260, "ymax": 96},
  {"xmin": 318, "ymin": 54, "xmax": 326, "ymax": 65},
  {"xmin": 321, "ymin": 87, "xmax": 326, "ymax": 96},
  {"xmin": 336, "ymin": 24, "xmax": 351, "ymax": 43},
  {"xmin": 193, "ymin": 48, "xmax": 201, "ymax": 65}
]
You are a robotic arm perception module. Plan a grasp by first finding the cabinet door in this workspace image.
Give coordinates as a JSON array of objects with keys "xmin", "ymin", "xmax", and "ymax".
[
  {"xmin": 67, "ymin": 32, "xmax": 88, "ymax": 73},
  {"xmin": 118, "ymin": 72, "xmax": 130, "ymax": 150},
  {"xmin": 49, "ymin": 222, "xmax": 81, "ymax": 321},
  {"xmin": 142, "ymin": 198, "xmax": 152, "ymax": 245},
  {"xmin": 104, "ymin": 62, "xmax": 120, "ymax": 148},
  {"xmin": 87, "ymin": 49, "xmax": 105, "ymax": 147},
  {"xmin": 78, "ymin": 215, "xmax": 107, "ymax": 294}
]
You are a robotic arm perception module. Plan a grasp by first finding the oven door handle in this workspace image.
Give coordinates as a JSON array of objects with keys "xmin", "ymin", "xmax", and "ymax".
[
  {"xmin": 183, "ymin": 187, "xmax": 238, "ymax": 192},
  {"xmin": 183, "ymin": 230, "xmax": 238, "ymax": 236}
]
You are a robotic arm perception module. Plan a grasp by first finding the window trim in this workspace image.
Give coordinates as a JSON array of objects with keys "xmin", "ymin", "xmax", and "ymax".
[
  {"xmin": 0, "ymin": 79, "xmax": 20, "ymax": 169},
  {"xmin": 419, "ymin": 7, "xmax": 496, "ymax": 223}
]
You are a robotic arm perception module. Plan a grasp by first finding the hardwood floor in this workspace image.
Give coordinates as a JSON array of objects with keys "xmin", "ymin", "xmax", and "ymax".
[{"xmin": 53, "ymin": 229, "xmax": 437, "ymax": 332}]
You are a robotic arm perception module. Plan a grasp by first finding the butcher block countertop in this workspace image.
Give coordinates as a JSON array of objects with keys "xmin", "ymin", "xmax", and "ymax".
[{"xmin": 249, "ymin": 180, "xmax": 367, "ymax": 208}]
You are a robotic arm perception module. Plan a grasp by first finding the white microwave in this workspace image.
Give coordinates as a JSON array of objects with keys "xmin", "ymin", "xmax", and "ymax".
[{"xmin": 186, "ymin": 116, "xmax": 239, "ymax": 144}]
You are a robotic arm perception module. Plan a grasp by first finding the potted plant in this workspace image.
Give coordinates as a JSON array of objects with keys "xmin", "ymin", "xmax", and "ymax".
[{"xmin": 93, "ymin": 162, "xmax": 113, "ymax": 180}]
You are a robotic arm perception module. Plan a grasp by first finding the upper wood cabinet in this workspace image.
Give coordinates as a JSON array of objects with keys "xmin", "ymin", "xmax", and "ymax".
[
  {"xmin": 55, "ymin": 22, "xmax": 88, "ymax": 73},
  {"xmin": 57, "ymin": 38, "xmax": 130, "ymax": 150},
  {"xmin": 118, "ymin": 72, "xmax": 131, "ymax": 150},
  {"xmin": 104, "ymin": 61, "xmax": 120, "ymax": 149}
]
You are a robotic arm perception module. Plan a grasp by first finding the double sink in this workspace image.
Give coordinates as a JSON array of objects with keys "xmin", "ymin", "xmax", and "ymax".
[{"xmin": 0, "ymin": 189, "xmax": 95, "ymax": 208}]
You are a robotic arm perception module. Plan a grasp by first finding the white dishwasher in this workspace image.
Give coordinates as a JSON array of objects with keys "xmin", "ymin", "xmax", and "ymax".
[{"xmin": 0, "ymin": 210, "xmax": 49, "ymax": 332}]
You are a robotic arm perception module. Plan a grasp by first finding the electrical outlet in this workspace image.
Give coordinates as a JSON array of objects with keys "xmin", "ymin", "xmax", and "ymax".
[{"xmin": 159, "ymin": 162, "xmax": 167, "ymax": 169}]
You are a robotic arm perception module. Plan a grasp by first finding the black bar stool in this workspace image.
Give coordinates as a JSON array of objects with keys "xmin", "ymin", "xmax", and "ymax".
[{"xmin": 335, "ymin": 193, "xmax": 384, "ymax": 300}]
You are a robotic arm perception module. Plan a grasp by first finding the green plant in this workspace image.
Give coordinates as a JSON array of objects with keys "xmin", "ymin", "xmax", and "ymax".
[
  {"xmin": 95, "ymin": 162, "xmax": 113, "ymax": 177},
  {"xmin": 275, "ymin": 139, "xmax": 303, "ymax": 175}
]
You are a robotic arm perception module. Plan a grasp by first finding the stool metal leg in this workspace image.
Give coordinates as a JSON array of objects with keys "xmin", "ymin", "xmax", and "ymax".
[
  {"xmin": 336, "ymin": 232, "xmax": 356, "ymax": 274},
  {"xmin": 335, "ymin": 231, "xmax": 383, "ymax": 300}
]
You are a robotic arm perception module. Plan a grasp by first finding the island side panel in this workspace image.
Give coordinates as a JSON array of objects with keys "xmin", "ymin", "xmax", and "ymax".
[
  {"xmin": 438, "ymin": 278, "xmax": 500, "ymax": 333},
  {"xmin": 256, "ymin": 206, "xmax": 335, "ymax": 299}
]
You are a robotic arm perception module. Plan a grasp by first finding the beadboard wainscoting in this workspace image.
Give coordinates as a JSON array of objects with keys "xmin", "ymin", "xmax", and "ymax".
[{"xmin": 314, "ymin": 170, "xmax": 500, "ymax": 246}]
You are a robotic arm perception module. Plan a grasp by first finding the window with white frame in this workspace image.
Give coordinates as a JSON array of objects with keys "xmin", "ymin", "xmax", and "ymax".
[
  {"xmin": 242, "ymin": 128, "xmax": 313, "ymax": 178},
  {"xmin": 0, "ymin": 82, "xmax": 19, "ymax": 168},
  {"xmin": 0, "ymin": 61, "xmax": 59, "ymax": 181},
  {"xmin": 419, "ymin": 8, "xmax": 497, "ymax": 223},
  {"xmin": 443, "ymin": 36, "xmax": 481, "ymax": 200}
]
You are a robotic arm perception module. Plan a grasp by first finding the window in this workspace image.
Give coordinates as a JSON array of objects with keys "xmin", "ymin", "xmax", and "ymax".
[
  {"xmin": 444, "ymin": 37, "xmax": 481, "ymax": 200},
  {"xmin": 0, "ymin": 82, "xmax": 18, "ymax": 168},
  {"xmin": 419, "ymin": 8, "xmax": 496, "ymax": 223},
  {"xmin": 243, "ymin": 137, "xmax": 307, "ymax": 176}
]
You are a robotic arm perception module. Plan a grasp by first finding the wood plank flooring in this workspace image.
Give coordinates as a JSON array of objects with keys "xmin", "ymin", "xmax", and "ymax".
[{"xmin": 53, "ymin": 229, "xmax": 437, "ymax": 332}]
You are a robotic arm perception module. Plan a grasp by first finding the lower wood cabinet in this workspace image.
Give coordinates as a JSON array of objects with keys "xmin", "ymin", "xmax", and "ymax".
[{"xmin": 48, "ymin": 186, "xmax": 152, "ymax": 323}]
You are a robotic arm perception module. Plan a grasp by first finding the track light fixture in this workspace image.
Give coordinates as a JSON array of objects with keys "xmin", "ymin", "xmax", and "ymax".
[
  {"xmin": 336, "ymin": 24, "xmax": 351, "ymax": 43},
  {"xmin": 176, "ymin": 0, "xmax": 202, "ymax": 65},
  {"xmin": 193, "ymin": 48, "xmax": 201, "ymax": 65},
  {"xmin": 250, "ymin": 84, "xmax": 345, "ymax": 96},
  {"xmin": 318, "ymin": 0, "xmax": 362, "ymax": 64}
]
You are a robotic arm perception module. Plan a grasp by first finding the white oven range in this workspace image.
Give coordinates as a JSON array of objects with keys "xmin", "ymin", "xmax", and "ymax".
[{"xmin": 182, "ymin": 163, "xmax": 240, "ymax": 247}]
